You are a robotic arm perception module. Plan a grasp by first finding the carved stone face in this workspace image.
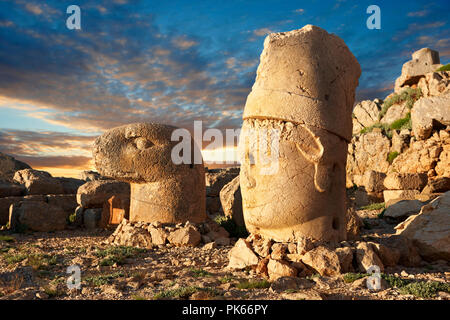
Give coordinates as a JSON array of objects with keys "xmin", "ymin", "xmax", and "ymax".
[
  {"xmin": 239, "ymin": 119, "xmax": 348, "ymax": 242},
  {"xmin": 93, "ymin": 123, "xmax": 206, "ymax": 224},
  {"xmin": 238, "ymin": 25, "xmax": 360, "ymax": 242},
  {"xmin": 93, "ymin": 123, "xmax": 201, "ymax": 183}
]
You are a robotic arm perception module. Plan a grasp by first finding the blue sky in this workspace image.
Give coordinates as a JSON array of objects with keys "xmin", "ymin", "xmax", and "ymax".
[{"xmin": 0, "ymin": 0, "xmax": 449, "ymax": 175}]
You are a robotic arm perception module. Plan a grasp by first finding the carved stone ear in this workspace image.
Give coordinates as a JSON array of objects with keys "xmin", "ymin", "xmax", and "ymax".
[
  {"xmin": 294, "ymin": 125, "xmax": 335, "ymax": 193},
  {"xmin": 313, "ymin": 162, "xmax": 333, "ymax": 192}
]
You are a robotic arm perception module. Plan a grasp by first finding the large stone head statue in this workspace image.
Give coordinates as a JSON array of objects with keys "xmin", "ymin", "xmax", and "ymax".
[
  {"xmin": 239, "ymin": 25, "xmax": 361, "ymax": 242},
  {"xmin": 93, "ymin": 123, "xmax": 206, "ymax": 224}
]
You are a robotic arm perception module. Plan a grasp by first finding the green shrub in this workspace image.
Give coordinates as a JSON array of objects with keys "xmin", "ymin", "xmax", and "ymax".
[
  {"xmin": 379, "ymin": 88, "xmax": 422, "ymax": 119},
  {"xmin": 387, "ymin": 151, "xmax": 399, "ymax": 164},
  {"xmin": 436, "ymin": 64, "xmax": 450, "ymax": 72},
  {"xmin": 189, "ymin": 268, "xmax": 211, "ymax": 278},
  {"xmin": 389, "ymin": 113, "xmax": 411, "ymax": 131},
  {"xmin": 84, "ymin": 272, "xmax": 125, "ymax": 287},
  {"xmin": 153, "ymin": 286, "xmax": 220, "ymax": 300},
  {"xmin": 399, "ymin": 281, "xmax": 449, "ymax": 298}
]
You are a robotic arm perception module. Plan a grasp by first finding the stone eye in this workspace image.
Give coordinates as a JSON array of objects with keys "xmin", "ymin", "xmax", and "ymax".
[{"xmin": 135, "ymin": 137, "xmax": 153, "ymax": 150}]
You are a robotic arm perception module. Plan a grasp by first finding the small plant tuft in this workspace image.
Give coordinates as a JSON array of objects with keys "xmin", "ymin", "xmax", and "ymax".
[
  {"xmin": 360, "ymin": 202, "xmax": 385, "ymax": 211},
  {"xmin": 387, "ymin": 151, "xmax": 400, "ymax": 164},
  {"xmin": 436, "ymin": 64, "xmax": 450, "ymax": 72}
]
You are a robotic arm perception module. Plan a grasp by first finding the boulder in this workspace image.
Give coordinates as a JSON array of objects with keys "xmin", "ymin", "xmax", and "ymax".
[
  {"xmin": 205, "ymin": 167, "xmax": 239, "ymax": 197},
  {"xmin": 411, "ymin": 94, "xmax": 450, "ymax": 140},
  {"xmin": 9, "ymin": 201, "xmax": 67, "ymax": 232},
  {"xmin": 335, "ymin": 247, "xmax": 354, "ymax": 273},
  {"xmin": 371, "ymin": 243, "xmax": 400, "ymax": 267},
  {"xmin": 391, "ymin": 133, "xmax": 444, "ymax": 175},
  {"xmin": 55, "ymin": 177, "xmax": 85, "ymax": 194},
  {"xmin": 77, "ymin": 180, "xmax": 130, "ymax": 208},
  {"xmin": 0, "ymin": 195, "xmax": 45, "ymax": 225},
  {"xmin": 383, "ymin": 190, "xmax": 420, "ymax": 207},
  {"xmin": 46, "ymin": 194, "xmax": 77, "ymax": 217},
  {"xmin": 395, "ymin": 191, "xmax": 450, "ymax": 261},
  {"xmin": 79, "ymin": 170, "xmax": 111, "ymax": 181},
  {"xmin": 394, "ymin": 48, "xmax": 442, "ymax": 92},
  {"xmin": 0, "ymin": 180, "xmax": 25, "ymax": 198},
  {"xmin": 227, "ymin": 238, "xmax": 259, "ymax": 269},
  {"xmin": 378, "ymin": 235, "xmax": 422, "ymax": 267},
  {"xmin": 347, "ymin": 132, "xmax": 391, "ymax": 183},
  {"xmin": 0, "ymin": 152, "xmax": 31, "ymax": 182},
  {"xmin": 352, "ymin": 99, "xmax": 382, "ymax": 129},
  {"xmin": 219, "ymin": 175, "xmax": 244, "ymax": 226},
  {"xmin": 267, "ymin": 259, "xmax": 298, "ymax": 281},
  {"xmin": 421, "ymin": 177, "xmax": 450, "ymax": 194},
  {"xmin": 418, "ymin": 71, "xmax": 450, "ymax": 97},
  {"xmin": 167, "ymin": 226, "xmax": 201, "ymax": 247},
  {"xmin": 355, "ymin": 242, "xmax": 384, "ymax": 273},
  {"xmin": 147, "ymin": 226, "xmax": 168, "ymax": 245},
  {"xmin": 346, "ymin": 207, "xmax": 363, "ymax": 240},
  {"xmin": 13, "ymin": 169, "xmax": 64, "ymax": 195},
  {"xmin": 384, "ymin": 199, "xmax": 424, "ymax": 219},
  {"xmin": 380, "ymin": 102, "xmax": 409, "ymax": 125},
  {"xmin": 383, "ymin": 173, "xmax": 428, "ymax": 190},
  {"xmin": 301, "ymin": 246, "xmax": 342, "ymax": 277},
  {"xmin": 363, "ymin": 170, "xmax": 386, "ymax": 193},
  {"xmin": 83, "ymin": 208, "xmax": 102, "ymax": 230}
]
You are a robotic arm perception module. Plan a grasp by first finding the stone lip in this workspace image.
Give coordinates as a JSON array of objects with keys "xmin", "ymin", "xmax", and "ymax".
[{"xmin": 242, "ymin": 25, "xmax": 361, "ymax": 142}]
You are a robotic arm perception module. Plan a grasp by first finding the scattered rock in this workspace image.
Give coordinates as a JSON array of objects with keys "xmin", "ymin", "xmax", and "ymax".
[
  {"xmin": 227, "ymin": 238, "xmax": 259, "ymax": 269},
  {"xmin": 301, "ymin": 246, "xmax": 341, "ymax": 277},
  {"xmin": 356, "ymin": 242, "xmax": 384, "ymax": 273},
  {"xmin": 270, "ymin": 276, "xmax": 314, "ymax": 293},
  {"xmin": 363, "ymin": 170, "xmax": 386, "ymax": 193},
  {"xmin": 335, "ymin": 247, "xmax": 354, "ymax": 273},
  {"xmin": 205, "ymin": 167, "xmax": 239, "ymax": 197},
  {"xmin": 267, "ymin": 259, "xmax": 297, "ymax": 281},
  {"xmin": 167, "ymin": 226, "xmax": 201, "ymax": 247}
]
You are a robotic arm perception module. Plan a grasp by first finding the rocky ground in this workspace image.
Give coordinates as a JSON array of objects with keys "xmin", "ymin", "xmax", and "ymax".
[{"xmin": 1, "ymin": 207, "xmax": 448, "ymax": 301}]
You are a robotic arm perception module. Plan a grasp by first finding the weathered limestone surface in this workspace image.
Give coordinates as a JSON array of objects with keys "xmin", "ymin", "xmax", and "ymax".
[
  {"xmin": 394, "ymin": 48, "xmax": 442, "ymax": 92},
  {"xmin": 395, "ymin": 191, "xmax": 450, "ymax": 261},
  {"xmin": 411, "ymin": 94, "xmax": 450, "ymax": 140},
  {"xmin": 239, "ymin": 25, "xmax": 361, "ymax": 242},
  {"xmin": 93, "ymin": 123, "xmax": 206, "ymax": 224}
]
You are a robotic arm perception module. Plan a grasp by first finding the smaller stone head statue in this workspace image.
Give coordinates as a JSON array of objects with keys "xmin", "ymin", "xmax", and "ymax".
[{"xmin": 93, "ymin": 123, "xmax": 206, "ymax": 224}]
